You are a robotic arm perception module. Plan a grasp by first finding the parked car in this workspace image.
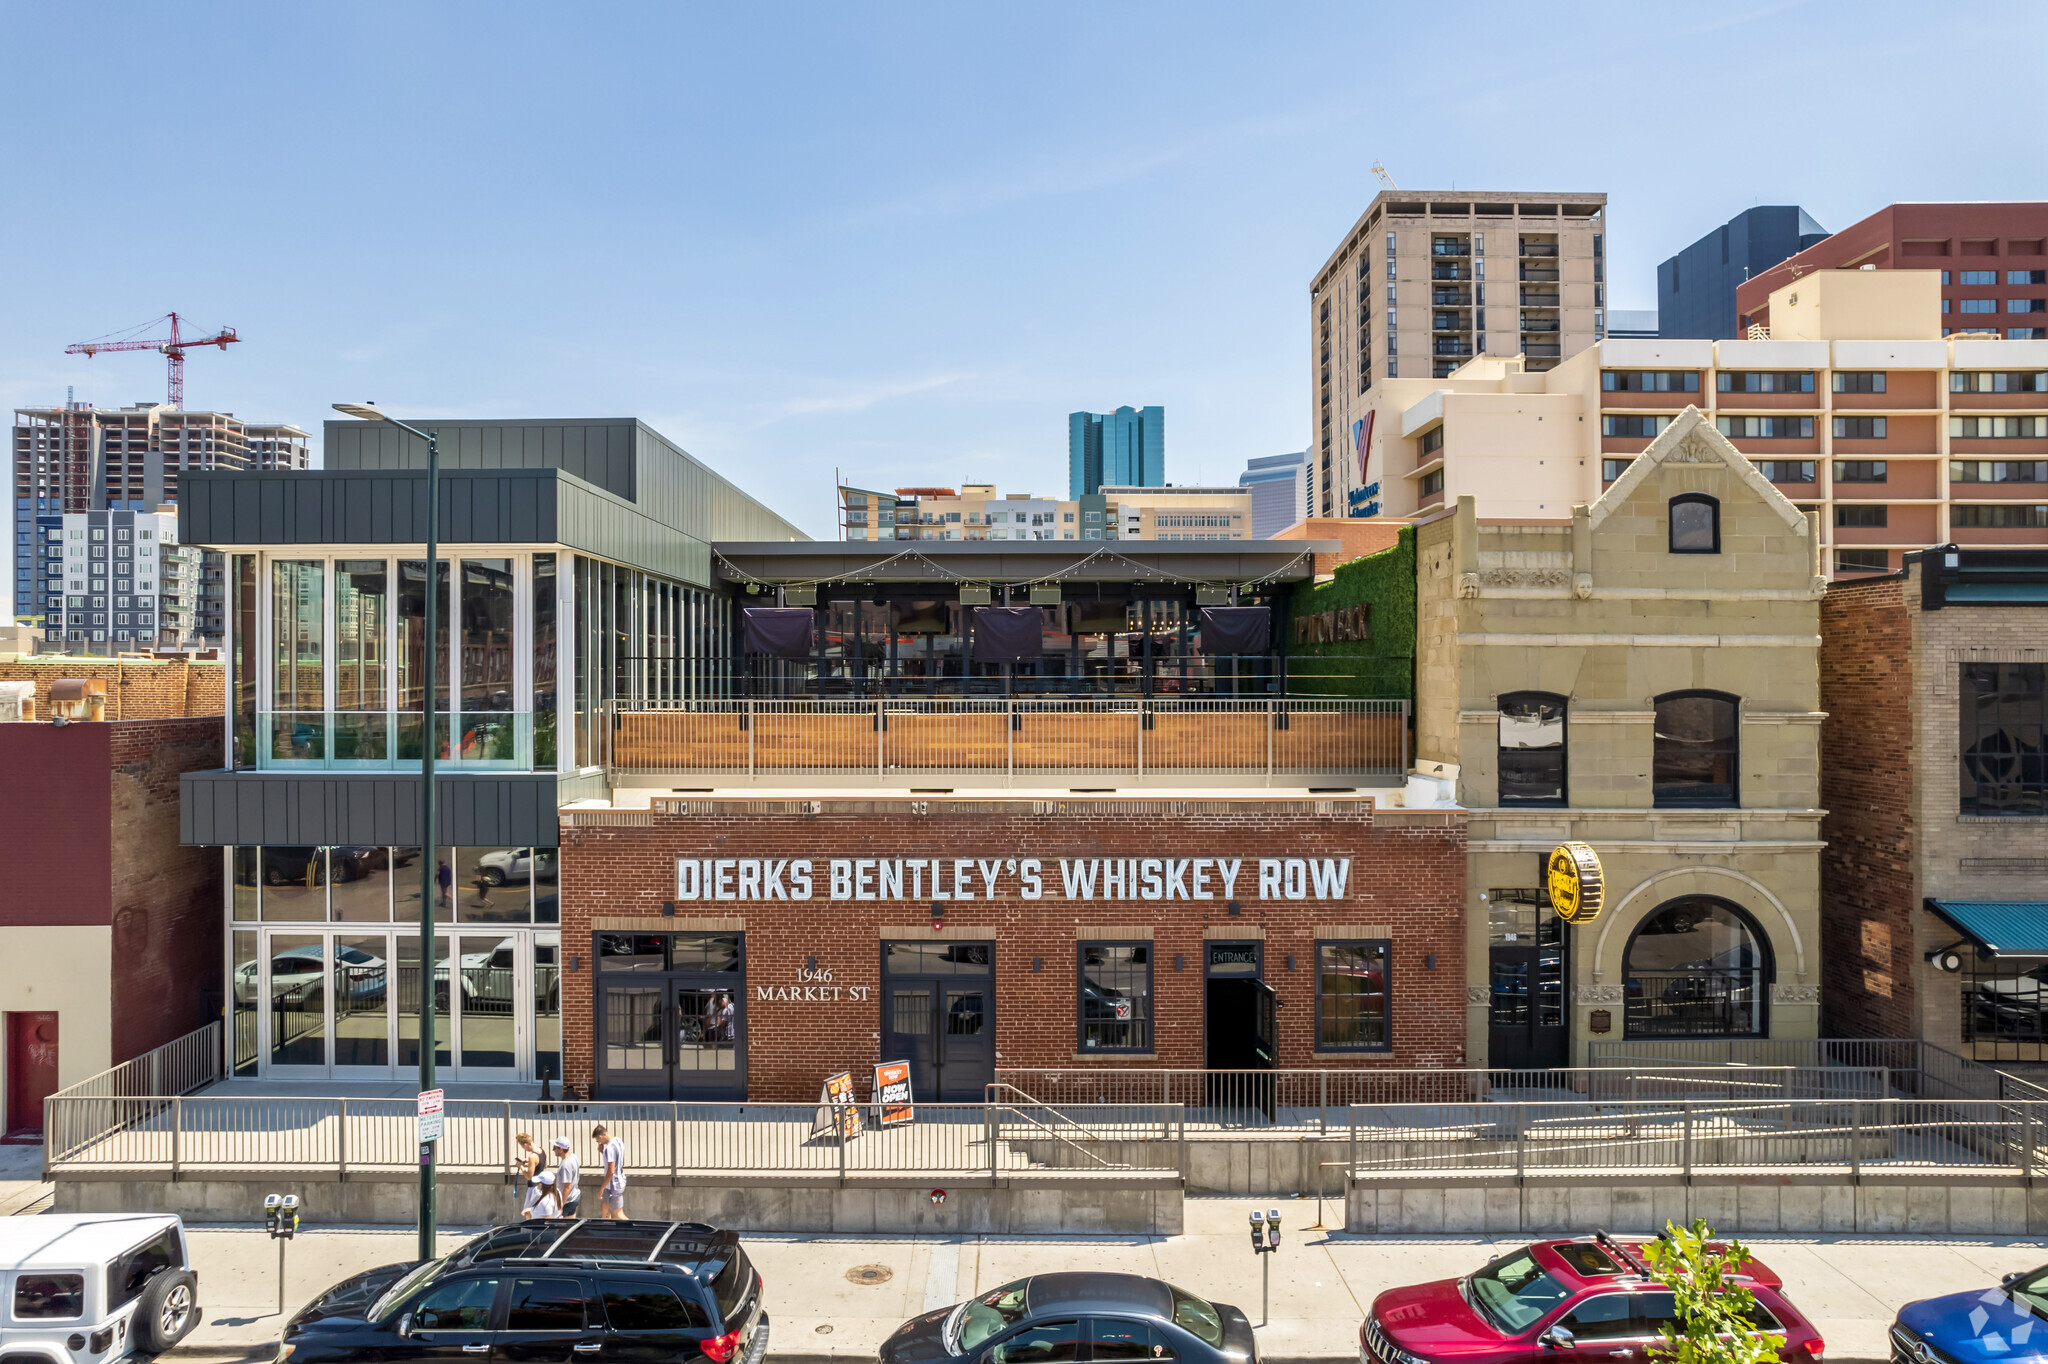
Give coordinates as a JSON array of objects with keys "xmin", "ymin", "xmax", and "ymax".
[
  {"xmin": 475, "ymin": 849, "xmax": 558, "ymax": 886},
  {"xmin": 1894, "ymin": 1264, "xmax": 2048, "ymax": 1364},
  {"xmin": 881, "ymin": 1273, "xmax": 1255, "ymax": 1364},
  {"xmin": 233, "ymin": 944, "xmax": 388, "ymax": 1007},
  {"xmin": 1360, "ymin": 1234, "xmax": 1823, "ymax": 1364},
  {"xmin": 279, "ymin": 1219, "xmax": 765, "ymax": 1364},
  {"xmin": 0, "ymin": 1213, "xmax": 200, "ymax": 1363}
]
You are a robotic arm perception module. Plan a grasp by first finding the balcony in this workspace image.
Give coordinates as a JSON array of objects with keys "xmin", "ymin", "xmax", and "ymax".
[
  {"xmin": 1434, "ymin": 340, "xmax": 1475, "ymax": 358},
  {"xmin": 1430, "ymin": 241, "xmax": 1471, "ymax": 257},
  {"xmin": 1431, "ymin": 264, "xmax": 1470, "ymax": 281},
  {"xmin": 1432, "ymin": 290, "xmax": 1473, "ymax": 307},
  {"xmin": 608, "ymin": 698, "xmax": 1408, "ymax": 789},
  {"xmin": 1433, "ymin": 314, "xmax": 1471, "ymax": 333},
  {"xmin": 1520, "ymin": 317, "xmax": 1561, "ymax": 333},
  {"xmin": 1523, "ymin": 343, "xmax": 1562, "ymax": 358},
  {"xmin": 1519, "ymin": 242, "xmax": 1559, "ymax": 257},
  {"xmin": 1520, "ymin": 292, "xmax": 1560, "ymax": 308},
  {"xmin": 1519, "ymin": 268, "xmax": 1560, "ymax": 283}
]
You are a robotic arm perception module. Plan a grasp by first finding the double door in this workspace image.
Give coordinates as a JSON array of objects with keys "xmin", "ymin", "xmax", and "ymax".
[
  {"xmin": 595, "ymin": 976, "xmax": 746, "ymax": 1099},
  {"xmin": 879, "ymin": 942, "xmax": 994, "ymax": 1103},
  {"xmin": 253, "ymin": 928, "xmax": 536, "ymax": 1081}
]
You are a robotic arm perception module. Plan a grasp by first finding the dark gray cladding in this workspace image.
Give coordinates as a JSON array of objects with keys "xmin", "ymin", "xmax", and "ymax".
[
  {"xmin": 180, "ymin": 468, "xmax": 560, "ymax": 547},
  {"xmin": 181, "ymin": 771, "xmax": 563, "ymax": 849}
]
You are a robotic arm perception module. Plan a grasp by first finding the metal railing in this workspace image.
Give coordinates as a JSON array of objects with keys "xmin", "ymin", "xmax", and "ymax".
[
  {"xmin": 1588, "ymin": 1037, "xmax": 2048, "ymax": 1104},
  {"xmin": 994, "ymin": 1065, "xmax": 1895, "ymax": 1132},
  {"xmin": 1344, "ymin": 1099, "xmax": 2048, "ymax": 1178},
  {"xmin": 611, "ymin": 698, "xmax": 1408, "ymax": 784},
  {"xmin": 42, "ymin": 1023, "xmax": 223, "ymax": 1168},
  {"xmin": 45, "ymin": 1097, "xmax": 1184, "ymax": 1183}
]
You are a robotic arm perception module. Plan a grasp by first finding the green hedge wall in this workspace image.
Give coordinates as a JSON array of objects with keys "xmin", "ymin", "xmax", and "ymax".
[{"xmin": 1281, "ymin": 524, "xmax": 1415, "ymax": 700}]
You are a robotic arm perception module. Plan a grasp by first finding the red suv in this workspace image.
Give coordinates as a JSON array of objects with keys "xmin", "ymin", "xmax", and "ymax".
[{"xmin": 1360, "ymin": 1234, "xmax": 1824, "ymax": 1364}]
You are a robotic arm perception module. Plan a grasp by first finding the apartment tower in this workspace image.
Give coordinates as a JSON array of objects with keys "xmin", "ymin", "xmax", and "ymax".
[{"xmin": 1309, "ymin": 190, "xmax": 1608, "ymax": 518}]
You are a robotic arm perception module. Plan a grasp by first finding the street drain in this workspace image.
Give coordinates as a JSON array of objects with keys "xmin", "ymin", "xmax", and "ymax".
[
  {"xmin": 816, "ymin": 1326, "xmax": 835, "ymax": 1335},
  {"xmin": 847, "ymin": 1264, "xmax": 894, "ymax": 1286}
]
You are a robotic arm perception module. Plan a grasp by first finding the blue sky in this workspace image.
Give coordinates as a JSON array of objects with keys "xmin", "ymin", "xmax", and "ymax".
[{"xmin": 5, "ymin": 2, "xmax": 2045, "ymax": 540}]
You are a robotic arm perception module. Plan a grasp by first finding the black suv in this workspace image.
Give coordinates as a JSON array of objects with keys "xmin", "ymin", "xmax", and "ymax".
[{"xmin": 277, "ymin": 1220, "xmax": 767, "ymax": 1364}]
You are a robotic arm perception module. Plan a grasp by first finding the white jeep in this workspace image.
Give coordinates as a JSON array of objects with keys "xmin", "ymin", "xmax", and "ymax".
[{"xmin": 0, "ymin": 1214, "xmax": 199, "ymax": 1363}]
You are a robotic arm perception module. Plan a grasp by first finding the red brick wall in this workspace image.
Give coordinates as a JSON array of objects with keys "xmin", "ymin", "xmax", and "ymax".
[
  {"xmin": 1819, "ymin": 576, "xmax": 1916, "ymax": 1038},
  {"xmin": 0, "ymin": 724, "xmax": 114, "ymax": 928},
  {"xmin": 559, "ymin": 800, "xmax": 1466, "ymax": 1100}
]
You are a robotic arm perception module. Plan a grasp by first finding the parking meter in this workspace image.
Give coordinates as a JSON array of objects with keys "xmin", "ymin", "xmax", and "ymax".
[
  {"xmin": 1247, "ymin": 1206, "xmax": 1265, "ymax": 1250},
  {"xmin": 264, "ymin": 1193, "xmax": 300, "ymax": 1316},
  {"xmin": 1249, "ymin": 1206, "xmax": 1280, "ymax": 1325},
  {"xmin": 1266, "ymin": 1206, "xmax": 1281, "ymax": 1248}
]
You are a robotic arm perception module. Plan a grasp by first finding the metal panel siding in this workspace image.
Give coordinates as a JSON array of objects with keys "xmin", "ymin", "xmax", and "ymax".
[{"xmin": 180, "ymin": 771, "xmax": 561, "ymax": 847}]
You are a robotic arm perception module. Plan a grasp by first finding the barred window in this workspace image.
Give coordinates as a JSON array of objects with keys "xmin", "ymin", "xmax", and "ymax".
[
  {"xmin": 1078, "ymin": 943, "xmax": 1152, "ymax": 1052},
  {"xmin": 1316, "ymin": 941, "xmax": 1391, "ymax": 1051},
  {"xmin": 1960, "ymin": 663, "xmax": 2046, "ymax": 816}
]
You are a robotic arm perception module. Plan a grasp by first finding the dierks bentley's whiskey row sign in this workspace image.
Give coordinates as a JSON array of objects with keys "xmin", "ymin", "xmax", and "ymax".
[{"xmin": 674, "ymin": 856, "xmax": 1354, "ymax": 903}]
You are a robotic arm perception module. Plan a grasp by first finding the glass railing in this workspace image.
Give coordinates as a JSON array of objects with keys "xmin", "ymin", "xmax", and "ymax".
[{"xmin": 258, "ymin": 711, "xmax": 537, "ymax": 771}]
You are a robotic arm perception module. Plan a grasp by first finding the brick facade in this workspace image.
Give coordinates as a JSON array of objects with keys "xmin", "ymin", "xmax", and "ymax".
[
  {"xmin": 558, "ymin": 797, "xmax": 1466, "ymax": 1100},
  {"xmin": 1818, "ymin": 575, "xmax": 1917, "ymax": 1039},
  {"xmin": 0, "ymin": 658, "xmax": 223, "ymax": 719}
]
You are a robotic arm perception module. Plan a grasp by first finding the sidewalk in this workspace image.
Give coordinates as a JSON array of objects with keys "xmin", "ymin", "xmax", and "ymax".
[{"xmin": 146, "ymin": 1197, "xmax": 2048, "ymax": 1364}]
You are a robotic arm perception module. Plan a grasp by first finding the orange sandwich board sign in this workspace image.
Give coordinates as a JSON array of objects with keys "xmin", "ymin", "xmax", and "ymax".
[
  {"xmin": 812, "ymin": 1070, "xmax": 864, "ymax": 1142},
  {"xmin": 873, "ymin": 1061, "xmax": 914, "ymax": 1126}
]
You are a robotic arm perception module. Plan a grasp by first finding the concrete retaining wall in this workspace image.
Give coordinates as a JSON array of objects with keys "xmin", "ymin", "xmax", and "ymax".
[
  {"xmin": 56, "ymin": 1173, "xmax": 1183, "ymax": 1236},
  {"xmin": 1348, "ymin": 1177, "xmax": 2048, "ymax": 1235}
]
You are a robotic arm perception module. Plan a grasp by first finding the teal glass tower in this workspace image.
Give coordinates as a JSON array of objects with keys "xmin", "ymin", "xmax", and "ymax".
[{"xmin": 1069, "ymin": 406, "xmax": 1164, "ymax": 498}]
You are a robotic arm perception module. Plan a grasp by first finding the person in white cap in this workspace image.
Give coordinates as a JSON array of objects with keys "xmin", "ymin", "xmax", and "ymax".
[
  {"xmin": 521, "ymin": 1168, "xmax": 559, "ymax": 1220},
  {"xmin": 551, "ymin": 1136, "xmax": 581, "ymax": 1218}
]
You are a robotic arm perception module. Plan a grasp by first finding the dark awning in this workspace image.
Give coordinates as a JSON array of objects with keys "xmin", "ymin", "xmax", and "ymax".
[{"xmin": 1925, "ymin": 899, "xmax": 2048, "ymax": 956}]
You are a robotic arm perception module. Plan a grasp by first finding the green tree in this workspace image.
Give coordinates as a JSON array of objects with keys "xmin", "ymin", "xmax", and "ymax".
[{"xmin": 1639, "ymin": 1220, "xmax": 1786, "ymax": 1364}]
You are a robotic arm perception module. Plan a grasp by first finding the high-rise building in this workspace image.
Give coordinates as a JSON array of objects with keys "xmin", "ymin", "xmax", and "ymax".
[
  {"xmin": 43, "ymin": 507, "xmax": 209, "ymax": 653},
  {"xmin": 1238, "ymin": 450, "xmax": 1309, "ymax": 537},
  {"xmin": 1333, "ymin": 266, "xmax": 2048, "ymax": 576},
  {"xmin": 11, "ymin": 401, "xmax": 306, "ymax": 648},
  {"xmin": 1309, "ymin": 190, "xmax": 1608, "ymax": 518},
  {"xmin": 1737, "ymin": 202, "xmax": 2048, "ymax": 336},
  {"xmin": 837, "ymin": 480, "xmax": 1246, "ymax": 542},
  {"xmin": 1658, "ymin": 206, "xmax": 1830, "ymax": 340},
  {"xmin": 1068, "ymin": 406, "xmax": 1163, "ymax": 497}
]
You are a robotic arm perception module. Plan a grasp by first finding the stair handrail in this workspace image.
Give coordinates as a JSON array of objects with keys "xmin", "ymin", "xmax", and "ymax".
[{"xmin": 984, "ymin": 1083, "xmax": 1133, "ymax": 1169}]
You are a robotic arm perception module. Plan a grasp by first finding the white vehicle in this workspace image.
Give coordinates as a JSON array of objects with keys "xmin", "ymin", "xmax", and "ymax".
[{"xmin": 0, "ymin": 1214, "xmax": 199, "ymax": 1363}]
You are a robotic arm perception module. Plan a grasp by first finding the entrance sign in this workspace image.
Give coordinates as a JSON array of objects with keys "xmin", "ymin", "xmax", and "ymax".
[
  {"xmin": 416, "ymin": 1088, "xmax": 444, "ymax": 1143},
  {"xmin": 812, "ymin": 1071, "xmax": 863, "ymax": 1142},
  {"xmin": 873, "ymin": 1061, "xmax": 914, "ymax": 1126},
  {"xmin": 1547, "ymin": 843, "xmax": 1605, "ymax": 926},
  {"xmin": 676, "ymin": 856, "xmax": 1354, "ymax": 904}
]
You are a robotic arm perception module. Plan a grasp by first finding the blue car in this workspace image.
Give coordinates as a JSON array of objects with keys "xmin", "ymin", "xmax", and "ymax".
[{"xmin": 1894, "ymin": 1269, "xmax": 2048, "ymax": 1364}]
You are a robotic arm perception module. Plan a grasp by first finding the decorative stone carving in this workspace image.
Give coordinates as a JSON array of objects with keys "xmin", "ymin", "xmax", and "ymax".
[
  {"xmin": 1479, "ymin": 568, "xmax": 1573, "ymax": 588},
  {"xmin": 1575, "ymin": 984, "xmax": 1625, "ymax": 1005},
  {"xmin": 1573, "ymin": 573, "xmax": 1594, "ymax": 600},
  {"xmin": 1771, "ymin": 983, "xmax": 1821, "ymax": 1005},
  {"xmin": 1456, "ymin": 572, "xmax": 1482, "ymax": 599},
  {"xmin": 1465, "ymin": 985, "xmax": 1490, "ymax": 1006},
  {"xmin": 1665, "ymin": 433, "xmax": 1725, "ymax": 465}
]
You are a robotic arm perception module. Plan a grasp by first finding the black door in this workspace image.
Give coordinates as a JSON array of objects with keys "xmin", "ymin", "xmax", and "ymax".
[
  {"xmin": 1487, "ymin": 890, "xmax": 1568, "ymax": 1071},
  {"xmin": 1203, "ymin": 941, "xmax": 1275, "ymax": 1119},
  {"xmin": 880, "ymin": 942, "xmax": 995, "ymax": 1103},
  {"xmin": 395, "ymin": 1275, "xmax": 503, "ymax": 1364},
  {"xmin": 592, "ymin": 933, "xmax": 747, "ymax": 1100},
  {"xmin": 494, "ymin": 1276, "xmax": 599, "ymax": 1364}
]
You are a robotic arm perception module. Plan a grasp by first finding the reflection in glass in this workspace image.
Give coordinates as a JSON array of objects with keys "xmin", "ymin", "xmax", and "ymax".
[
  {"xmin": 459, "ymin": 935, "xmax": 519, "ymax": 1069},
  {"xmin": 1316, "ymin": 941, "xmax": 1389, "ymax": 1049},
  {"xmin": 534, "ymin": 850, "xmax": 559, "ymax": 923},
  {"xmin": 459, "ymin": 560, "xmax": 516, "ymax": 763},
  {"xmin": 329, "ymin": 847, "xmax": 394, "ymax": 922},
  {"xmin": 334, "ymin": 560, "xmax": 389, "ymax": 762},
  {"xmin": 598, "ymin": 935, "xmax": 666, "ymax": 971},
  {"xmin": 271, "ymin": 561, "xmax": 324, "ymax": 763},
  {"xmin": 1079, "ymin": 945, "xmax": 1151, "ymax": 1050},
  {"xmin": 1497, "ymin": 692, "xmax": 1567, "ymax": 806},
  {"xmin": 671, "ymin": 933, "xmax": 742, "ymax": 972},
  {"xmin": 232, "ymin": 847, "xmax": 259, "ymax": 921},
  {"xmin": 396, "ymin": 936, "xmax": 452, "ymax": 1070},
  {"xmin": 883, "ymin": 942, "xmax": 992, "ymax": 974},
  {"xmin": 534, "ymin": 554, "xmax": 558, "ymax": 769},
  {"xmin": 268, "ymin": 933, "xmax": 326, "ymax": 1067},
  {"xmin": 333, "ymin": 935, "xmax": 390, "ymax": 1066},
  {"xmin": 1653, "ymin": 693, "xmax": 1739, "ymax": 807},
  {"xmin": 392, "ymin": 848, "xmax": 426, "ymax": 924},
  {"xmin": 1623, "ymin": 897, "xmax": 1766, "ymax": 1037},
  {"xmin": 534, "ymin": 932, "xmax": 561, "ymax": 1084},
  {"xmin": 232, "ymin": 556, "xmax": 257, "ymax": 770},
  {"xmin": 603, "ymin": 984, "xmax": 663, "ymax": 1074},
  {"xmin": 232, "ymin": 930, "xmax": 259, "ymax": 1075},
  {"xmin": 455, "ymin": 847, "xmax": 531, "ymax": 923},
  {"xmin": 397, "ymin": 560, "xmax": 450, "ymax": 760},
  {"xmin": 261, "ymin": 848, "xmax": 326, "ymax": 921},
  {"xmin": 675, "ymin": 986, "xmax": 738, "ymax": 1073}
]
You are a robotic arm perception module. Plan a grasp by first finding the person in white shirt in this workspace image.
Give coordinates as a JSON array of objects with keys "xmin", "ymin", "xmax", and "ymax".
[
  {"xmin": 551, "ymin": 1136, "xmax": 581, "ymax": 1218},
  {"xmin": 593, "ymin": 1124, "xmax": 627, "ymax": 1219},
  {"xmin": 521, "ymin": 1168, "xmax": 559, "ymax": 1220}
]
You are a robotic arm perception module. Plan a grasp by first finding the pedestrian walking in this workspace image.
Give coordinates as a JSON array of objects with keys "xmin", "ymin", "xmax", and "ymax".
[
  {"xmin": 594, "ymin": 1124, "xmax": 626, "ymax": 1219},
  {"xmin": 512, "ymin": 1132, "xmax": 542, "ymax": 1208},
  {"xmin": 521, "ymin": 1168, "xmax": 560, "ymax": 1220},
  {"xmin": 551, "ymin": 1136, "xmax": 581, "ymax": 1218}
]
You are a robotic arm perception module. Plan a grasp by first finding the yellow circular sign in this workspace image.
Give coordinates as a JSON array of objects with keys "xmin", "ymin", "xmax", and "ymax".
[{"xmin": 1547, "ymin": 842, "xmax": 1605, "ymax": 926}]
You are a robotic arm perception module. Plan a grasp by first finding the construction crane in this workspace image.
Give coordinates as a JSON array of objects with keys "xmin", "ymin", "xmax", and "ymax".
[
  {"xmin": 1370, "ymin": 161, "xmax": 1398, "ymax": 191},
  {"xmin": 66, "ymin": 312, "xmax": 241, "ymax": 409}
]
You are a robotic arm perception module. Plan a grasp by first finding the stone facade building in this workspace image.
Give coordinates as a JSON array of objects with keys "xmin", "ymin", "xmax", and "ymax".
[
  {"xmin": 1416, "ymin": 407, "xmax": 1827, "ymax": 1067},
  {"xmin": 1820, "ymin": 547, "xmax": 2048, "ymax": 1059}
]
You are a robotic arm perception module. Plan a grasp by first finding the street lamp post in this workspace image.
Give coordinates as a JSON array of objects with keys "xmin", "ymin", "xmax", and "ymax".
[{"xmin": 333, "ymin": 402, "xmax": 440, "ymax": 1261}]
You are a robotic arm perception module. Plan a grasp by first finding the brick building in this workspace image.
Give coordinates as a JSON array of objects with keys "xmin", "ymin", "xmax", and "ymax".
[
  {"xmin": 1819, "ymin": 547, "xmax": 2048, "ymax": 1058},
  {"xmin": 0, "ymin": 716, "xmax": 222, "ymax": 1139},
  {"xmin": 1415, "ymin": 408, "xmax": 1827, "ymax": 1068}
]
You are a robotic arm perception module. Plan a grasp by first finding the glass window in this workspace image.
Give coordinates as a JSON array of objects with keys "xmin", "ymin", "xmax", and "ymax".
[
  {"xmin": 1716, "ymin": 371, "xmax": 1813, "ymax": 393},
  {"xmin": 1316, "ymin": 941, "xmax": 1390, "ymax": 1051},
  {"xmin": 1716, "ymin": 416, "xmax": 1814, "ymax": 439},
  {"xmin": 458, "ymin": 559, "xmax": 516, "ymax": 763},
  {"xmin": 1835, "ymin": 505, "xmax": 1888, "ymax": 528},
  {"xmin": 599, "ymin": 1280, "xmax": 706, "ymax": 1331},
  {"xmin": 1498, "ymin": 692, "xmax": 1566, "ymax": 806},
  {"xmin": 884, "ymin": 942, "xmax": 993, "ymax": 973},
  {"xmin": 1756, "ymin": 461, "xmax": 1815, "ymax": 484},
  {"xmin": 232, "ymin": 846, "xmax": 260, "ymax": 920},
  {"xmin": 410, "ymin": 1277, "xmax": 500, "ymax": 1331},
  {"xmin": 455, "ymin": 848, "xmax": 533, "ymax": 923},
  {"xmin": 232, "ymin": 928, "xmax": 259, "ymax": 1076},
  {"xmin": 1953, "ymin": 504, "xmax": 2048, "ymax": 529},
  {"xmin": 1960, "ymin": 663, "xmax": 2046, "ymax": 816},
  {"xmin": 398, "ymin": 560, "xmax": 451, "ymax": 761},
  {"xmin": 330, "ymin": 846, "xmax": 398, "ymax": 922},
  {"xmin": 1963, "ymin": 964, "xmax": 2048, "ymax": 1060},
  {"xmin": 261, "ymin": 848, "xmax": 328, "ymax": 919},
  {"xmin": 1832, "ymin": 372, "xmax": 1887, "ymax": 393},
  {"xmin": 1835, "ymin": 549, "xmax": 1890, "ymax": 574},
  {"xmin": 334, "ymin": 560, "xmax": 389, "ymax": 762},
  {"xmin": 1952, "ymin": 371, "xmax": 2048, "ymax": 393},
  {"xmin": 272, "ymin": 560, "xmax": 324, "ymax": 760},
  {"xmin": 1600, "ymin": 415, "xmax": 1670, "ymax": 438},
  {"xmin": 1466, "ymin": 1251, "xmax": 1570, "ymax": 1333},
  {"xmin": 392, "ymin": 848, "xmax": 427, "ymax": 924},
  {"xmin": 231, "ymin": 555, "xmax": 257, "ymax": 769},
  {"xmin": 1089, "ymin": 1318, "xmax": 1174, "ymax": 1361},
  {"xmin": 1668, "ymin": 494, "xmax": 1720, "ymax": 554},
  {"xmin": 505, "ymin": 1279, "xmax": 584, "ymax": 1332},
  {"xmin": 599, "ymin": 935, "xmax": 668, "ymax": 971},
  {"xmin": 1624, "ymin": 897, "xmax": 1768, "ymax": 1038},
  {"xmin": 1561, "ymin": 1292, "xmax": 1639, "ymax": 1340},
  {"xmin": 1833, "ymin": 417, "xmax": 1887, "ymax": 439},
  {"xmin": 1952, "ymin": 461, "xmax": 2048, "ymax": 484},
  {"xmin": 534, "ymin": 554, "xmax": 557, "ymax": 769},
  {"xmin": 1836, "ymin": 461, "xmax": 1888, "ymax": 483},
  {"xmin": 13, "ymin": 1274, "xmax": 84, "ymax": 1320},
  {"xmin": 1078, "ymin": 943, "xmax": 1153, "ymax": 1052},
  {"xmin": 1653, "ymin": 691, "xmax": 1739, "ymax": 807},
  {"xmin": 535, "ymin": 932, "xmax": 561, "ymax": 1084},
  {"xmin": 671, "ymin": 933, "xmax": 742, "ymax": 972},
  {"xmin": 108, "ymin": 1231, "xmax": 180, "ymax": 1311}
]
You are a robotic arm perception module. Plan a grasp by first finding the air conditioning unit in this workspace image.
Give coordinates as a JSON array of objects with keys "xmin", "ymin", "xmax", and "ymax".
[
  {"xmin": 49, "ymin": 677, "xmax": 105, "ymax": 722},
  {"xmin": 0, "ymin": 680, "xmax": 34, "ymax": 722}
]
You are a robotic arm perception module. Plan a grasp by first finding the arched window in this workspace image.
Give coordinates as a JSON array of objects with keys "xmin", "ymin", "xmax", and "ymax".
[
  {"xmin": 1497, "ymin": 691, "xmax": 1567, "ymax": 806},
  {"xmin": 1669, "ymin": 493, "xmax": 1720, "ymax": 554},
  {"xmin": 1654, "ymin": 690, "xmax": 1739, "ymax": 807},
  {"xmin": 1623, "ymin": 896, "xmax": 1772, "ymax": 1038}
]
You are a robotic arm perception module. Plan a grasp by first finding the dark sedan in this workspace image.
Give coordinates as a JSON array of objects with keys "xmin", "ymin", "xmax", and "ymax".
[{"xmin": 882, "ymin": 1273, "xmax": 1254, "ymax": 1364}]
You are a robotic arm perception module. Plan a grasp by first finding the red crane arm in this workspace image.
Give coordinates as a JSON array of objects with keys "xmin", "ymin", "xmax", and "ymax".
[{"xmin": 66, "ymin": 328, "xmax": 239, "ymax": 357}]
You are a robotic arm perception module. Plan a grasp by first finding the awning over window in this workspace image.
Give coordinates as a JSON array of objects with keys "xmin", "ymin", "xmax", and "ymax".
[{"xmin": 1926, "ymin": 899, "xmax": 2048, "ymax": 956}]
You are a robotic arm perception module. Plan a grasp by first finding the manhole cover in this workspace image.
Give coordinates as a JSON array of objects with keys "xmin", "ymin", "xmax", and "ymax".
[
  {"xmin": 846, "ymin": 1264, "xmax": 894, "ymax": 1286},
  {"xmin": 816, "ymin": 1325, "xmax": 835, "ymax": 1335}
]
